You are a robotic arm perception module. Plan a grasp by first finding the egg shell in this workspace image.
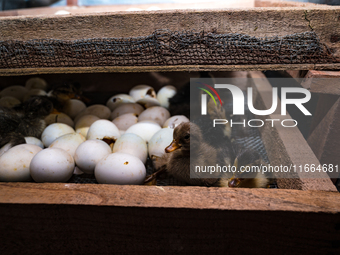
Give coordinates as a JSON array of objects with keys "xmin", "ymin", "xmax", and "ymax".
[
  {"xmin": 0, "ymin": 85, "xmax": 28, "ymax": 101},
  {"xmin": 136, "ymin": 97, "xmax": 161, "ymax": 108},
  {"xmin": 163, "ymin": 115, "xmax": 190, "ymax": 128},
  {"xmin": 49, "ymin": 133, "xmax": 86, "ymax": 157},
  {"xmin": 0, "ymin": 96, "xmax": 21, "ymax": 108},
  {"xmin": 0, "ymin": 144, "xmax": 42, "ymax": 182},
  {"xmin": 74, "ymin": 140, "xmax": 112, "ymax": 174},
  {"xmin": 86, "ymin": 120, "xmax": 120, "ymax": 141},
  {"xmin": 95, "ymin": 153, "xmax": 146, "ymax": 185},
  {"xmin": 129, "ymin": 85, "xmax": 156, "ymax": 101},
  {"xmin": 110, "ymin": 103, "xmax": 144, "ymax": 120},
  {"xmin": 63, "ymin": 99, "xmax": 87, "ymax": 119},
  {"xmin": 125, "ymin": 122, "xmax": 161, "ymax": 143},
  {"xmin": 44, "ymin": 113, "xmax": 74, "ymax": 127},
  {"xmin": 23, "ymin": 89, "xmax": 47, "ymax": 101},
  {"xmin": 112, "ymin": 113, "xmax": 138, "ymax": 131},
  {"xmin": 75, "ymin": 115, "xmax": 100, "ymax": 137},
  {"xmin": 74, "ymin": 104, "xmax": 111, "ymax": 123},
  {"xmin": 0, "ymin": 143, "xmax": 13, "ymax": 157},
  {"xmin": 41, "ymin": 123, "xmax": 75, "ymax": 147},
  {"xmin": 113, "ymin": 133, "xmax": 148, "ymax": 164},
  {"xmin": 156, "ymin": 85, "xmax": 177, "ymax": 108},
  {"xmin": 25, "ymin": 137, "xmax": 44, "ymax": 148},
  {"xmin": 30, "ymin": 148, "xmax": 75, "ymax": 183},
  {"xmin": 25, "ymin": 77, "xmax": 48, "ymax": 91},
  {"xmin": 148, "ymin": 128, "xmax": 174, "ymax": 158},
  {"xmin": 138, "ymin": 106, "xmax": 170, "ymax": 126},
  {"xmin": 73, "ymin": 166, "xmax": 84, "ymax": 175},
  {"xmin": 106, "ymin": 94, "xmax": 135, "ymax": 111}
]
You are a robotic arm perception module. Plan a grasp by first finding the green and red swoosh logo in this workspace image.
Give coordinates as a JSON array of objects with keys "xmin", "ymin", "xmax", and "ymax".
[{"xmin": 197, "ymin": 82, "xmax": 223, "ymax": 106}]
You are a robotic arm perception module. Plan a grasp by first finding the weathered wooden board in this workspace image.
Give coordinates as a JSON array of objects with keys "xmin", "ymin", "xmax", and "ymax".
[
  {"xmin": 0, "ymin": 183, "xmax": 339, "ymax": 211},
  {"xmin": 1, "ymin": 64, "xmax": 340, "ymax": 76},
  {"xmin": 301, "ymin": 70, "xmax": 340, "ymax": 95},
  {"xmin": 0, "ymin": 202, "xmax": 339, "ymax": 255},
  {"xmin": 0, "ymin": 183, "xmax": 339, "ymax": 254},
  {"xmin": 249, "ymin": 71, "xmax": 337, "ymax": 191},
  {"xmin": 1, "ymin": 7, "xmax": 339, "ymax": 46}
]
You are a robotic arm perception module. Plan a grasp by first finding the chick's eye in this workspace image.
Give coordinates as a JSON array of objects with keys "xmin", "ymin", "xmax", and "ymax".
[{"xmin": 184, "ymin": 134, "xmax": 190, "ymax": 140}]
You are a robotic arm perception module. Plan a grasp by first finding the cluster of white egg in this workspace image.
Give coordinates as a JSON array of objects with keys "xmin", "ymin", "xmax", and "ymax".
[{"xmin": 0, "ymin": 79, "xmax": 189, "ymax": 185}]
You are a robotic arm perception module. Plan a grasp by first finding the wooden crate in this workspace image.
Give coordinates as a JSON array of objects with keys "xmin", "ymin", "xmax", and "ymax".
[
  {"xmin": 0, "ymin": 0, "xmax": 339, "ymax": 75},
  {"xmin": 0, "ymin": 1, "xmax": 340, "ymax": 254}
]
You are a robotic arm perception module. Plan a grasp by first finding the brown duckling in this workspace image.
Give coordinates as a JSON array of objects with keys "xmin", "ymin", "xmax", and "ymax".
[
  {"xmin": 46, "ymin": 81, "xmax": 89, "ymax": 112},
  {"xmin": 0, "ymin": 96, "xmax": 53, "ymax": 149},
  {"xmin": 218, "ymin": 150, "xmax": 275, "ymax": 188},
  {"xmin": 151, "ymin": 122, "xmax": 234, "ymax": 186}
]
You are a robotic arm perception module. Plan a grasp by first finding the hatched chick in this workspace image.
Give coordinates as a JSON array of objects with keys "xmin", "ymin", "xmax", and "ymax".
[
  {"xmin": 218, "ymin": 150, "xmax": 275, "ymax": 188},
  {"xmin": 0, "ymin": 96, "xmax": 53, "ymax": 149},
  {"xmin": 151, "ymin": 122, "xmax": 234, "ymax": 186}
]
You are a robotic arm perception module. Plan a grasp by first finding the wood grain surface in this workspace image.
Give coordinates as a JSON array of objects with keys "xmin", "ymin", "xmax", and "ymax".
[
  {"xmin": 0, "ymin": 7, "xmax": 339, "ymax": 56},
  {"xmin": 249, "ymin": 71, "xmax": 337, "ymax": 191},
  {"xmin": 0, "ymin": 182, "xmax": 339, "ymax": 212},
  {"xmin": 302, "ymin": 70, "xmax": 340, "ymax": 95},
  {"xmin": 1, "ymin": 64, "xmax": 340, "ymax": 76},
  {"xmin": 0, "ymin": 183, "xmax": 339, "ymax": 255}
]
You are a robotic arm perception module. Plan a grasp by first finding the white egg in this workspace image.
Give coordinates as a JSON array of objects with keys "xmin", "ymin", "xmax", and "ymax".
[
  {"xmin": 113, "ymin": 133, "xmax": 147, "ymax": 164},
  {"xmin": 148, "ymin": 128, "xmax": 174, "ymax": 158},
  {"xmin": 49, "ymin": 133, "xmax": 86, "ymax": 157},
  {"xmin": 95, "ymin": 153, "xmax": 146, "ymax": 185},
  {"xmin": 106, "ymin": 94, "xmax": 135, "ymax": 111},
  {"xmin": 41, "ymin": 123, "xmax": 75, "ymax": 147},
  {"xmin": 74, "ymin": 140, "xmax": 112, "ymax": 174},
  {"xmin": 75, "ymin": 115, "xmax": 100, "ymax": 137},
  {"xmin": 86, "ymin": 120, "xmax": 120, "ymax": 141},
  {"xmin": 0, "ymin": 85, "xmax": 28, "ymax": 101},
  {"xmin": 0, "ymin": 144, "xmax": 42, "ymax": 182},
  {"xmin": 138, "ymin": 106, "xmax": 170, "ymax": 126},
  {"xmin": 163, "ymin": 115, "xmax": 190, "ymax": 128},
  {"xmin": 125, "ymin": 122, "xmax": 161, "ymax": 143},
  {"xmin": 136, "ymin": 97, "xmax": 161, "ymax": 108},
  {"xmin": 112, "ymin": 113, "xmax": 138, "ymax": 131},
  {"xmin": 30, "ymin": 148, "xmax": 75, "ymax": 183},
  {"xmin": 0, "ymin": 96, "xmax": 21, "ymax": 108},
  {"xmin": 25, "ymin": 137, "xmax": 44, "ymax": 148},
  {"xmin": 25, "ymin": 77, "xmax": 48, "ymax": 91},
  {"xmin": 23, "ymin": 89, "xmax": 47, "ymax": 101},
  {"xmin": 129, "ymin": 85, "xmax": 156, "ymax": 101},
  {"xmin": 74, "ymin": 104, "xmax": 111, "ymax": 123},
  {"xmin": 157, "ymin": 85, "xmax": 177, "ymax": 108},
  {"xmin": 110, "ymin": 103, "xmax": 144, "ymax": 120},
  {"xmin": 44, "ymin": 113, "xmax": 74, "ymax": 127},
  {"xmin": 63, "ymin": 99, "xmax": 87, "ymax": 119},
  {"xmin": 0, "ymin": 143, "xmax": 13, "ymax": 157}
]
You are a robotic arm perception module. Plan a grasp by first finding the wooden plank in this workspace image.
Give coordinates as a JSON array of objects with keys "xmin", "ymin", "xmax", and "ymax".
[
  {"xmin": 0, "ymin": 64, "xmax": 340, "ymax": 76},
  {"xmin": 249, "ymin": 71, "xmax": 337, "ymax": 191},
  {"xmin": 0, "ymin": 8, "xmax": 339, "ymax": 59},
  {"xmin": 67, "ymin": 0, "xmax": 78, "ymax": 6},
  {"xmin": 301, "ymin": 70, "xmax": 340, "ymax": 95},
  {"xmin": 0, "ymin": 202, "xmax": 339, "ymax": 255},
  {"xmin": 307, "ymin": 97, "xmax": 340, "ymax": 181},
  {"xmin": 255, "ymin": 0, "xmax": 323, "ymax": 7},
  {"xmin": 308, "ymin": 94, "xmax": 339, "ymax": 135},
  {"xmin": 0, "ymin": 182, "xmax": 339, "ymax": 212},
  {"xmin": 0, "ymin": 1, "xmax": 255, "ymax": 17}
]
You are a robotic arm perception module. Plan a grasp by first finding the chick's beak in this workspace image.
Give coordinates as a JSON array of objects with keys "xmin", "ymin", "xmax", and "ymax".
[{"xmin": 165, "ymin": 139, "xmax": 181, "ymax": 153}]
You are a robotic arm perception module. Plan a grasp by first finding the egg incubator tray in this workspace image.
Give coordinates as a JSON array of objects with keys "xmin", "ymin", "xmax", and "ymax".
[{"xmin": 68, "ymin": 98, "xmax": 277, "ymax": 188}]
